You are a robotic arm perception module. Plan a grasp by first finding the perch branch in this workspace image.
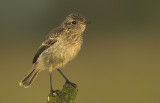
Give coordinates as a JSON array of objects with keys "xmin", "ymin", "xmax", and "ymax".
[{"xmin": 47, "ymin": 82, "xmax": 78, "ymax": 103}]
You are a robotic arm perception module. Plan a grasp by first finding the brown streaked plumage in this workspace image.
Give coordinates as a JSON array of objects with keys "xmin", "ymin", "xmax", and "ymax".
[{"xmin": 19, "ymin": 13, "xmax": 88, "ymax": 88}]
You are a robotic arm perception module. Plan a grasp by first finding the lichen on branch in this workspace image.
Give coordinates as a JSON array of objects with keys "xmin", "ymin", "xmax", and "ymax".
[{"xmin": 47, "ymin": 82, "xmax": 78, "ymax": 103}]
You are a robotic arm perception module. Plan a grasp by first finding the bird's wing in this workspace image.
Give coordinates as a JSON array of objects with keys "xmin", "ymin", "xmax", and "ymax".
[
  {"xmin": 32, "ymin": 27, "xmax": 64, "ymax": 63},
  {"xmin": 32, "ymin": 38, "xmax": 57, "ymax": 63}
]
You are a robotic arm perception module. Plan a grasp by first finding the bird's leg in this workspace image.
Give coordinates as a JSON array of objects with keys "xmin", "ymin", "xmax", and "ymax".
[
  {"xmin": 57, "ymin": 68, "xmax": 77, "ymax": 88},
  {"xmin": 49, "ymin": 65, "xmax": 59, "ymax": 95}
]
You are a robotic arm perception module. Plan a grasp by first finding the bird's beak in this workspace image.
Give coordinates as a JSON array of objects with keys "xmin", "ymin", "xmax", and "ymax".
[{"xmin": 85, "ymin": 20, "xmax": 91, "ymax": 24}]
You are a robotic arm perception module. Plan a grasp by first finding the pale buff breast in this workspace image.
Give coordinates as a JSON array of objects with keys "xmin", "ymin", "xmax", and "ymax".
[
  {"xmin": 51, "ymin": 37, "xmax": 82, "ymax": 69},
  {"xmin": 37, "ymin": 37, "xmax": 82, "ymax": 70}
]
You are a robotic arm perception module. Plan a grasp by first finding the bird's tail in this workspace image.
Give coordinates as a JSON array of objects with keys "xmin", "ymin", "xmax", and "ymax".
[{"xmin": 19, "ymin": 63, "xmax": 40, "ymax": 88}]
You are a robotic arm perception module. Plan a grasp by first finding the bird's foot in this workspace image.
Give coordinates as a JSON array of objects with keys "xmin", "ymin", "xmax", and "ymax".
[
  {"xmin": 50, "ymin": 89, "xmax": 59, "ymax": 96},
  {"xmin": 66, "ymin": 80, "xmax": 77, "ymax": 88}
]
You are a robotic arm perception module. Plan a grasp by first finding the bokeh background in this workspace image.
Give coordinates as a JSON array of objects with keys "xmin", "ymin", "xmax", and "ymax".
[{"xmin": 1, "ymin": 0, "xmax": 160, "ymax": 103}]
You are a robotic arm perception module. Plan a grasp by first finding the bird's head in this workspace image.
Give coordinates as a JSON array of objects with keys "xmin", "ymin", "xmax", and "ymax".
[{"xmin": 62, "ymin": 13, "xmax": 89, "ymax": 33}]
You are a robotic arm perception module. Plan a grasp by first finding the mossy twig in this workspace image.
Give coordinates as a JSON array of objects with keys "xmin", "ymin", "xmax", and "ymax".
[{"xmin": 47, "ymin": 82, "xmax": 78, "ymax": 103}]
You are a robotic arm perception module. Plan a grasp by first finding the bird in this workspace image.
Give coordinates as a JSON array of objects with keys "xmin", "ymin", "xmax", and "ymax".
[{"xmin": 19, "ymin": 13, "xmax": 89, "ymax": 94}]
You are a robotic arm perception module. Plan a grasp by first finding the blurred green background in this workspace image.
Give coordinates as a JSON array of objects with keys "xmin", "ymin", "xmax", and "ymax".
[{"xmin": 0, "ymin": 0, "xmax": 160, "ymax": 103}]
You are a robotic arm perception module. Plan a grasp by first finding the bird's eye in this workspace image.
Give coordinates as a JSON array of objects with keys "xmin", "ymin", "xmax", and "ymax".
[{"xmin": 72, "ymin": 21, "xmax": 77, "ymax": 24}]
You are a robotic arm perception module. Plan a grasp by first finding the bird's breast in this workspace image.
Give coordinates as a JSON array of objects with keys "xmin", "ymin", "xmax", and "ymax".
[{"xmin": 45, "ymin": 37, "xmax": 82, "ymax": 68}]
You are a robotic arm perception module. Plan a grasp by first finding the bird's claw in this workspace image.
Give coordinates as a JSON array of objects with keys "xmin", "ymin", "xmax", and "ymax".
[
  {"xmin": 51, "ymin": 89, "xmax": 59, "ymax": 96},
  {"xmin": 66, "ymin": 80, "xmax": 77, "ymax": 88}
]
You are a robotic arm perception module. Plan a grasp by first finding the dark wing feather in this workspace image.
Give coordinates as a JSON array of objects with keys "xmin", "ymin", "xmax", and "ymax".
[
  {"xmin": 32, "ymin": 38, "xmax": 57, "ymax": 63},
  {"xmin": 32, "ymin": 27, "xmax": 64, "ymax": 63}
]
